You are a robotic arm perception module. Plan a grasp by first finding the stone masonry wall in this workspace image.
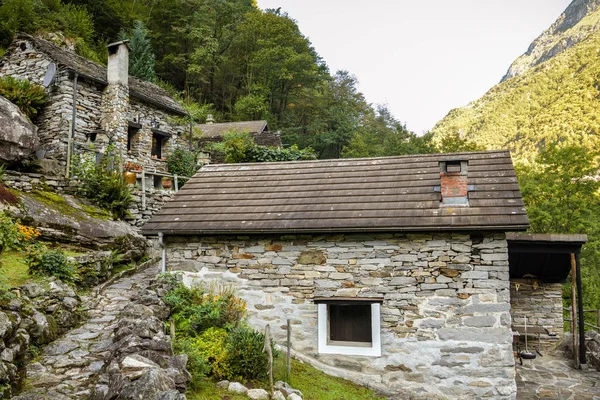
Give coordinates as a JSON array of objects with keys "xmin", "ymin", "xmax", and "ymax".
[
  {"xmin": 166, "ymin": 232, "xmax": 517, "ymax": 399},
  {"xmin": 510, "ymin": 282, "xmax": 563, "ymax": 350},
  {"xmin": 1, "ymin": 37, "xmax": 188, "ymax": 175},
  {"xmin": 127, "ymin": 100, "xmax": 187, "ymax": 174}
]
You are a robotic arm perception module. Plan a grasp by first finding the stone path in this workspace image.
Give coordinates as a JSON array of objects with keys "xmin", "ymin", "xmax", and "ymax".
[
  {"xmin": 516, "ymin": 355, "xmax": 600, "ymax": 399},
  {"xmin": 15, "ymin": 264, "xmax": 160, "ymax": 399}
]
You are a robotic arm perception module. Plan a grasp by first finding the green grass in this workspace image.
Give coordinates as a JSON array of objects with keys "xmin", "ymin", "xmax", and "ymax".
[
  {"xmin": 187, "ymin": 358, "xmax": 387, "ymax": 400},
  {"xmin": 1, "ymin": 250, "xmax": 33, "ymax": 287}
]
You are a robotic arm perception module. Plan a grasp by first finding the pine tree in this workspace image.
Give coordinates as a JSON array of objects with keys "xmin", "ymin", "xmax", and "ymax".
[{"xmin": 119, "ymin": 20, "xmax": 157, "ymax": 83}]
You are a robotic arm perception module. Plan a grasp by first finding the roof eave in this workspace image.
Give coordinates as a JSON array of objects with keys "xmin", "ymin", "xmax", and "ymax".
[{"xmin": 141, "ymin": 224, "xmax": 530, "ymax": 237}]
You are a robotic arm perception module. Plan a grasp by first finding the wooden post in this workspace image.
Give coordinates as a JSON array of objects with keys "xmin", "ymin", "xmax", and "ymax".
[
  {"xmin": 287, "ymin": 319, "xmax": 291, "ymax": 382},
  {"xmin": 263, "ymin": 324, "xmax": 274, "ymax": 397},
  {"xmin": 141, "ymin": 169, "xmax": 146, "ymax": 210},
  {"xmin": 170, "ymin": 319, "xmax": 175, "ymax": 352},
  {"xmin": 570, "ymin": 253, "xmax": 579, "ymax": 368}
]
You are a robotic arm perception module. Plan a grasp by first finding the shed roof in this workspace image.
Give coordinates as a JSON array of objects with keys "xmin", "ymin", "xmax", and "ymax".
[
  {"xmin": 508, "ymin": 233, "xmax": 588, "ymax": 283},
  {"xmin": 18, "ymin": 34, "xmax": 186, "ymax": 115},
  {"xmin": 142, "ymin": 150, "xmax": 529, "ymax": 235},
  {"xmin": 196, "ymin": 120, "xmax": 268, "ymax": 138}
]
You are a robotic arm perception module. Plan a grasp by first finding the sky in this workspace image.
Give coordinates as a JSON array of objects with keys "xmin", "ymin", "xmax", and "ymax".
[{"xmin": 256, "ymin": 0, "xmax": 572, "ymax": 133}]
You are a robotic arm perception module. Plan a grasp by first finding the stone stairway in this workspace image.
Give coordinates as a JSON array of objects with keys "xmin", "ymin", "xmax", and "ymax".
[{"xmin": 13, "ymin": 264, "xmax": 161, "ymax": 399}]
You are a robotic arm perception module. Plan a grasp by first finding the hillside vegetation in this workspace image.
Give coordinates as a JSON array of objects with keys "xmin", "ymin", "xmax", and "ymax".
[
  {"xmin": 432, "ymin": 0, "xmax": 600, "ymax": 322},
  {"xmin": 432, "ymin": 27, "xmax": 600, "ymax": 164}
]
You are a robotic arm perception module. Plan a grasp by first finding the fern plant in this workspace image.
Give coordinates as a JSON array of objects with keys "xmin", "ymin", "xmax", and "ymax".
[{"xmin": 0, "ymin": 76, "xmax": 47, "ymax": 121}]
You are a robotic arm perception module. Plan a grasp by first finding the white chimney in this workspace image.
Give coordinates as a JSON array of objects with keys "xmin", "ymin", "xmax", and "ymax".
[{"xmin": 107, "ymin": 40, "xmax": 129, "ymax": 85}]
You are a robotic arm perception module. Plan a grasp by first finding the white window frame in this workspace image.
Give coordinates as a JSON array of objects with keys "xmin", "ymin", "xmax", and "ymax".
[{"xmin": 317, "ymin": 302, "xmax": 381, "ymax": 357}]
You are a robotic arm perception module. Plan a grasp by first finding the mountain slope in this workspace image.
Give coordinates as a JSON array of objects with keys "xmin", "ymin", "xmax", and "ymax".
[
  {"xmin": 431, "ymin": 0, "xmax": 600, "ymax": 163},
  {"xmin": 502, "ymin": 0, "xmax": 600, "ymax": 81}
]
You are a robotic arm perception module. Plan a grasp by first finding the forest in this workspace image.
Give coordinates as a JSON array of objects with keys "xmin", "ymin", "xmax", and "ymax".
[{"xmin": 0, "ymin": 0, "xmax": 477, "ymax": 159}]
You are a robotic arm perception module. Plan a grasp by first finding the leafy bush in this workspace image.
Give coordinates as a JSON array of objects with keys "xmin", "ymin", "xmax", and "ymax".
[
  {"xmin": 0, "ymin": 212, "xmax": 20, "ymax": 253},
  {"xmin": 73, "ymin": 148, "xmax": 134, "ymax": 219},
  {"xmin": 173, "ymin": 336, "xmax": 211, "ymax": 389},
  {"xmin": 225, "ymin": 326, "xmax": 271, "ymax": 381},
  {"xmin": 195, "ymin": 327, "xmax": 231, "ymax": 380},
  {"xmin": 166, "ymin": 148, "xmax": 200, "ymax": 184},
  {"xmin": 26, "ymin": 245, "xmax": 77, "ymax": 283},
  {"xmin": 207, "ymin": 132, "xmax": 317, "ymax": 163},
  {"xmin": 0, "ymin": 76, "xmax": 47, "ymax": 121},
  {"xmin": 164, "ymin": 278, "xmax": 273, "ymax": 383}
]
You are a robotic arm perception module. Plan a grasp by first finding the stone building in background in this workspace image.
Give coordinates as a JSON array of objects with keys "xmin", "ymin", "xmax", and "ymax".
[
  {"xmin": 143, "ymin": 150, "xmax": 536, "ymax": 399},
  {"xmin": 0, "ymin": 34, "xmax": 189, "ymax": 176}
]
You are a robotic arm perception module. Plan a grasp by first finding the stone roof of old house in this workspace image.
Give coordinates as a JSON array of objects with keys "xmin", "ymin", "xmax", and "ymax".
[
  {"xmin": 196, "ymin": 120, "xmax": 269, "ymax": 138},
  {"xmin": 18, "ymin": 34, "xmax": 186, "ymax": 115},
  {"xmin": 142, "ymin": 150, "xmax": 530, "ymax": 235}
]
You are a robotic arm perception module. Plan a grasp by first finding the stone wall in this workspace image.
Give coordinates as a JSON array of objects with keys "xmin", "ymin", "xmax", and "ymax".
[
  {"xmin": 165, "ymin": 232, "xmax": 517, "ymax": 399},
  {"xmin": 510, "ymin": 281, "xmax": 563, "ymax": 350},
  {"xmin": 0, "ymin": 279, "xmax": 82, "ymax": 398}
]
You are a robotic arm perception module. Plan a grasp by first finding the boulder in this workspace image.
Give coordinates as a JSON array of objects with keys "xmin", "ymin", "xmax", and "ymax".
[
  {"xmin": 228, "ymin": 381, "xmax": 248, "ymax": 394},
  {"xmin": 247, "ymin": 388, "xmax": 270, "ymax": 399},
  {"xmin": 586, "ymin": 330, "xmax": 600, "ymax": 371},
  {"xmin": 0, "ymin": 95, "xmax": 39, "ymax": 166},
  {"xmin": 13, "ymin": 190, "xmax": 146, "ymax": 249}
]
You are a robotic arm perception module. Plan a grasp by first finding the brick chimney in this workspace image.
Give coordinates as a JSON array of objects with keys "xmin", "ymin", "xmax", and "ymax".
[
  {"xmin": 102, "ymin": 40, "xmax": 130, "ymax": 155},
  {"xmin": 439, "ymin": 160, "xmax": 469, "ymax": 207}
]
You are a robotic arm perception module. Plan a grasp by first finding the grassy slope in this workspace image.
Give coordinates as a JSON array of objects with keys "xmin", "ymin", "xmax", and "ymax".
[
  {"xmin": 431, "ymin": 10, "xmax": 600, "ymax": 164},
  {"xmin": 188, "ymin": 358, "xmax": 386, "ymax": 400}
]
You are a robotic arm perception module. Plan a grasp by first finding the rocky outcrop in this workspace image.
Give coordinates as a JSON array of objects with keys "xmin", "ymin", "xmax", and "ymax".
[
  {"xmin": 91, "ymin": 273, "xmax": 190, "ymax": 399},
  {"xmin": 502, "ymin": 0, "xmax": 600, "ymax": 81},
  {"xmin": 0, "ymin": 279, "xmax": 82, "ymax": 398},
  {"xmin": 3, "ymin": 189, "xmax": 147, "ymax": 250},
  {"xmin": 586, "ymin": 330, "xmax": 600, "ymax": 371},
  {"xmin": 0, "ymin": 95, "xmax": 39, "ymax": 166}
]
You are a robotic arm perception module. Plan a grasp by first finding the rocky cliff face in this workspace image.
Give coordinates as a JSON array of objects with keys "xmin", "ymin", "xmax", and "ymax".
[{"xmin": 502, "ymin": 0, "xmax": 600, "ymax": 81}]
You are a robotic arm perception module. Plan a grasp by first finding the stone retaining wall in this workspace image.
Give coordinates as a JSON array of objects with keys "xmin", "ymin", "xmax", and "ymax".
[
  {"xmin": 510, "ymin": 282, "xmax": 563, "ymax": 350},
  {"xmin": 165, "ymin": 232, "xmax": 517, "ymax": 399},
  {"xmin": 0, "ymin": 279, "xmax": 82, "ymax": 398},
  {"xmin": 3, "ymin": 170, "xmax": 173, "ymax": 227}
]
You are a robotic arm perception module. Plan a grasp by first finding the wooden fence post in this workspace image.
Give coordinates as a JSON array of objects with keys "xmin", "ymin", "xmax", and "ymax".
[
  {"xmin": 263, "ymin": 324, "xmax": 274, "ymax": 397},
  {"xmin": 287, "ymin": 319, "xmax": 291, "ymax": 382}
]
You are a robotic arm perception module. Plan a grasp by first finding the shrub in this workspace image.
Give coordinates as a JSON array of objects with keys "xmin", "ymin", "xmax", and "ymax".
[
  {"xmin": 195, "ymin": 327, "xmax": 230, "ymax": 380},
  {"xmin": 173, "ymin": 336, "xmax": 211, "ymax": 389},
  {"xmin": 0, "ymin": 76, "xmax": 48, "ymax": 121},
  {"xmin": 26, "ymin": 245, "xmax": 77, "ymax": 283},
  {"xmin": 167, "ymin": 148, "xmax": 200, "ymax": 184},
  {"xmin": 225, "ymin": 326, "xmax": 271, "ymax": 381},
  {"xmin": 73, "ymin": 148, "xmax": 134, "ymax": 219},
  {"xmin": 207, "ymin": 132, "xmax": 317, "ymax": 163},
  {"xmin": 0, "ymin": 212, "xmax": 19, "ymax": 253}
]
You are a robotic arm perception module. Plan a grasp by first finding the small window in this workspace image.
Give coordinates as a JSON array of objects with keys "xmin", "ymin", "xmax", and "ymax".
[
  {"xmin": 151, "ymin": 129, "xmax": 171, "ymax": 159},
  {"xmin": 151, "ymin": 132, "xmax": 164, "ymax": 158},
  {"xmin": 317, "ymin": 300, "xmax": 381, "ymax": 356},
  {"xmin": 127, "ymin": 126, "xmax": 139, "ymax": 151}
]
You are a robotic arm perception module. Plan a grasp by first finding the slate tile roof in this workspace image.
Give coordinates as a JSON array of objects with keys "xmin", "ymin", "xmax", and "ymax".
[
  {"xmin": 196, "ymin": 120, "xmax": 269, "ymax": 138},
  {"xmin": 19, "ymin": 34, "xmax": 186, "ymax": 115},
  {"xmin": 142, "ymin": 150, "xmax": 530, "ymax": 235}
]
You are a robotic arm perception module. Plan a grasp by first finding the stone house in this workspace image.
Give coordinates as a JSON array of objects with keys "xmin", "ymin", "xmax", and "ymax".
[
  {"xmin": 143, "ymin": 150, "xmax": 533, "ymax": 398},
  {"xmin": 196, "ymin": 119, "xmax": 281, "ymax": 162},
  {"xmin": 0, "ymin": 34, "xmax": 189, "ymax": 176}
]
